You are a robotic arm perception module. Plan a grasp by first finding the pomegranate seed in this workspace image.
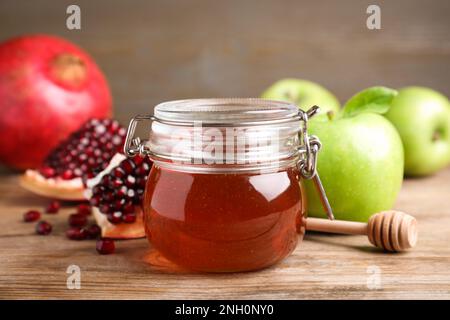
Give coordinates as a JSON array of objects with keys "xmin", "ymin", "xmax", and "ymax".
[
  {"xmin": 121, "ymin": 159, "xmax": 135, "ymax": 174},
  {"xmin": 101, "ymin": 152, "xmax": 110, "ymax": 160},
  {"xmin": 125, "ymin": 175, "xmax": 136, "ymax": 187},
  {"xmin": 107, "ymin": 212, "xmax": 122, "ymax": 224},
  {"xmin": 133, "ymin": 156, "xmax": 144, "ymax": 166},
  {"xmin": 39, "ymin": 166, "xmax": 55, "ymax": 178},
  {"xmin": 101, "ymin": 175, "xmax": 112, "ymax": 186},
  {"xmin": 85, "ymin": 224, "xmax": 101, "ymax": 239},
  {"xmin": 112, "ymin": 178, "xmax": 123, "ymax": 187},
  {"xmin": 77, "ymin": 203, "xmax": 91, "ymax": 216},
  {"xmin": 63, "ymin": 155, "xmax": 72, "ymax": 163},
  {"xmin": 127, "ymin": 189, "xmax": 135, "ymax": 198},
  {"xmin": 66, "ymin": 227, "xmax": 87, "ymax": 240},
  {"xmin": 92, "ymin": 185, "xmax": 104, "ymax": 196},
  {"xmin": 118, "ymin": 127, "xmax": 127, "ymax": 136},
  {"xmin": 80, "ymin": 138, "xmax": 89, "ymax": 146},
  {"xmin": 104, "ymin": 191, "xmax": 115, "ymax": 202},
  {"xmin": 109, "ymin": 121, "xmax": 120, "ymax": 132},
  {"xmin": 96, "ymin": 239, "xmax": 115, "ymax": 254},
  {"xmin": 45, "ymin": 200, "xmax": 60, "ymax": 214},
  {"xmin": 90, "ymin": 195, "xmax": 101, "ymax": 207},
  {"xmin": 136, "ymin": 163, "xmax": 150, "ymax": 176},
  {"xmin": 136, "ymin": 177, "xmax": 147, "ymax": 188},
  {"xmin": 95, "ymin": 124, "xmax": 106, "ymax": 134},
  {"xmin": 113, "ymin": 167, "xmax": 125, "ymax": 178},
  {"xmin": 112, "ymin": 136, "xmax": 123, "ymax": 145},
  {"xmin": 123, "ymin": 202, "xmax": 134, "ymax": 214},
  {"xmin": 105, "ymin": 142, "xmax": 113, "ymax": 150},
  {"xmin": 36, "ymin": 221, "xmax": 52, "ymax": 235},
  {"xmin": 115, "ymin": 186, "xmax": 128, "ymax": 197},
  {"xmin": 68, "ymin": 213, "xmax": 88, "ymax": 227},
  {"xmin": 61, "ymin": 169, "xmax": 74, "ymax": 180},
  {"xmin": 23, "ymin": 210, "xmax": 41, "ymax": 222},
  {"xmin": 80, "ymin": 163, "xmax": 89, "ymax": 172},
  {"xmin": 99, "ymin": 204, "xmax": 111, "ymax": 214},
  {"xmin": 122, "ymin": 212, "xmax": 137, "ymax": 223},
  {"xmin": 67, "ymin": 163, "xmax": 76, "ymax": 170},
  {"xmin": 73, "ymin": 168, "xmax": 83, "ymax": 177}
]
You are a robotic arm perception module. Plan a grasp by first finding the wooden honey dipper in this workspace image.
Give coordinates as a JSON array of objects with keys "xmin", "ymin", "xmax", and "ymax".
[{"xmin": 306, "ymin": 210, "xmax": 418, "ymax": 252}]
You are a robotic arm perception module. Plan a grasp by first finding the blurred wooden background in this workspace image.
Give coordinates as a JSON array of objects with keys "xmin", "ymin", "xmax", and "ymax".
[{"xmin": 0, "ymin": 0, "xmax": 449, "ymax": 124}]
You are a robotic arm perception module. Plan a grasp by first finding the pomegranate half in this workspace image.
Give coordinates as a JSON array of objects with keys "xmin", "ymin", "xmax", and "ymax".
[
  {"xmin": 20, "ymin": 118, "xmax": 126, "ymax": 200},
  {"xmin": 0, "ymin": 34, "xmax": 112, "ymax": 170}
]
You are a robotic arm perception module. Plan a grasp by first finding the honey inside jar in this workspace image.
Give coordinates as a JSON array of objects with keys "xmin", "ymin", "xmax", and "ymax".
[
  {"xmin": 129, "ymin": 99, "xmax": 310, "ymax": 272},
  {"xmin": 144, "ymin": 166, "xmax": 306, "ymax": 272}
]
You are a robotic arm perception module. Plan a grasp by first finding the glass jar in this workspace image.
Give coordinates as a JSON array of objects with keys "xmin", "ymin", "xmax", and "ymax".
[{"xmin": 125, "ymin": 98, "xmax": 323, "ymax": 272}]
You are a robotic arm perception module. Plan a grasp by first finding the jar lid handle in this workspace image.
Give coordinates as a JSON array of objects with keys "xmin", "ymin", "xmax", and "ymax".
[
  {"xmin": 123, "ymin": 115, "xmax": 155, "ymax": 157},
  {"xmin": 298, "ymin": 106, "xmax": 335, "ymax": 220}
]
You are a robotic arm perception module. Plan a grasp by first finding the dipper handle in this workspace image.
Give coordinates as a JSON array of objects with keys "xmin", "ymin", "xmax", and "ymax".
[{"xmin": 306, "ymin": 210, "xmax": 418, "ymax": 252}]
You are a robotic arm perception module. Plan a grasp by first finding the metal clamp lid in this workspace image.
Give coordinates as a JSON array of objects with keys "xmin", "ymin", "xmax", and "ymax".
[{"xmin": 123, "ymin": 115, "xmax": 154, "ymax": 158}]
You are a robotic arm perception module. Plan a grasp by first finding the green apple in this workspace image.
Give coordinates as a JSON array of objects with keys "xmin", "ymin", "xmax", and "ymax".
[
  {"xmin": 384, "ymin": 87, "xmax": 450, "ymax": 176},
  {"xmin": 261, "ymin": 78, "xmax": 340, "ymax": 114},
  {"xmin": 305, "ymin": 87, "xmax": 404, "ymax": 222}
]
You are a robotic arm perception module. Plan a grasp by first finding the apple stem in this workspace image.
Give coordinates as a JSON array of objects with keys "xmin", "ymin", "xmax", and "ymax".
[
  {"xmin": 326, "ymin": 111, "xmax": 335, "ymax": 121},
  {"xmin": 284, "ymin": 91, "xmax": 294, "ymax": 101},
  {"xmin": 432, "ymin": 130, "xmax": 442, "ymax": 142}
]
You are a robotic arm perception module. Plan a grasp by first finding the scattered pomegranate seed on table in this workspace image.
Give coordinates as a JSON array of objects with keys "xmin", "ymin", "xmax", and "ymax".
[
  {"xmin": 23, "ymin": 210, "xmax": 41, "ymax": 222},
  {"xmin": 85, "ymin": 224, "xmax": 101, "ymax": 239},
  {"xmin": 66, "ymin": 227, "xmax": 88, "ymax": 240},
  {"xmin": 96, "ymin": 239, "xmax": 115, "ymax": 254},
  {"xmin": 45, "ymin": 200, "xmax": 60, "ymax": 214},
  {"xmin": 36, "ymin": 221, "xmax": 52, "ymax": 235},
  {"xmin": 68, "ymin": 213, "xmax": 88, "ymax": 227}
]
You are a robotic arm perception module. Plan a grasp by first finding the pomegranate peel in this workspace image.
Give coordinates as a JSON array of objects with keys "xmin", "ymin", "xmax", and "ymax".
[
  {"xmin": 0, "ymin": 34, "xmax": 112, "ymax": 169},
  {"xmin": 20, "ymin": 170, "xmax": 85, "ymax": 200}
]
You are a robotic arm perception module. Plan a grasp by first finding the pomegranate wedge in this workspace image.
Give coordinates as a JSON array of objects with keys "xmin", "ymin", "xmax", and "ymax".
[
  {"xmin": 85, "ymin": 153, "xmax": 150, "ymax": 239},
  {"xmin": 21, "ymin": 118, "xmax": 126, "ymax": 200}
]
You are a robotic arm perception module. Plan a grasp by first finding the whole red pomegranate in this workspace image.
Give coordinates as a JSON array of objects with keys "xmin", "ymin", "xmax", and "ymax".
[{"xmin": 0, "ymin": 34, "xmax": 112, "ymax": 170}]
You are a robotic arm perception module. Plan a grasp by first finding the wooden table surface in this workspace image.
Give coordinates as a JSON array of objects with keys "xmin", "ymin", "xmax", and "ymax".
[
  {"xmin": 0, "ymin": 0, "xmax": 449, "ymax": 300},
  {"xmin": 0, "ymin": 168, "xmax": 449, "ymax": 300}
]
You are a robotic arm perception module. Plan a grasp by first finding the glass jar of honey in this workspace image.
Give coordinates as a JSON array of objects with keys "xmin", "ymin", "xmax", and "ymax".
[{"xmin": 124, "ymin": 98, "xmax": 328, "ymax": 272}]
